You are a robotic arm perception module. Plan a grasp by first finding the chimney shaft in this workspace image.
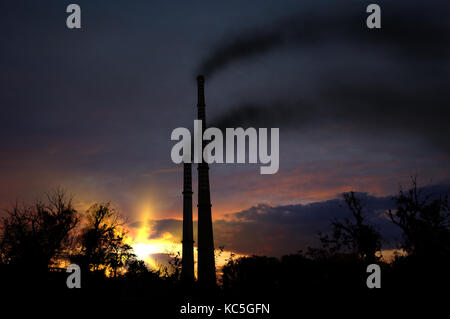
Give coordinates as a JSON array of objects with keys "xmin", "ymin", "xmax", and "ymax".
[
  {"xmin": 196, "ymin": 75, "xmax": 216, "ymax": 286},
  {"xmin": 181, "ymin": 162, "xmax": 194, "ymax": 283},
  {"xmin": 197, "ymin": 75, "xmax": 206, "ymax": 121}
]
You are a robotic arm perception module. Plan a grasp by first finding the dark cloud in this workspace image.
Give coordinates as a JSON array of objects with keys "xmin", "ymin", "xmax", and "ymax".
[
  {"xmin": 139, "ymin": 219, "xmax": 198, "ymax": 243},
  {"xmin": 214, "ymin": 194, "xmax": 397, "ymax": 256},
  {"xmin": 145, "ymin": 182, "xmax": 450, "ymax": 257},
  {"xmin": 128, "ymin": 221, "xmax": 142, "ymax": 228},
  {"xmin": 225, "ymin": 182, "xmax": 450, "ymax": 256},
  {"xmin": 148, "ymin": 219, "xmax": 183, "ymax": 240}
]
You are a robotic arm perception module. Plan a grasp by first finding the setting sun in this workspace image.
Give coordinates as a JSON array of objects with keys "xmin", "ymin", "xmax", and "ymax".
[{"xmin": 128, "ymin": 208, "xmax": 245, "ymax": 274}]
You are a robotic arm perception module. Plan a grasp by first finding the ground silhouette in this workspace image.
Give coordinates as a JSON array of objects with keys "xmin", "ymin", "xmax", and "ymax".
[{"xmin": 0, "ymin": 179, "xmax": 448, "ymax": 312}]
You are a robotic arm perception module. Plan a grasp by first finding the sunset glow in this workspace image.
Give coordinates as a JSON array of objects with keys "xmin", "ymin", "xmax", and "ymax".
[{"xmin": 128, "ymin": 208, "xmax": 245, "ymax": 274}]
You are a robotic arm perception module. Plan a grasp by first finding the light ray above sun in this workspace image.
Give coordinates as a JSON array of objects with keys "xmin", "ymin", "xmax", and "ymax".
[{"xmin": 127, "ymin": 206, "xmax": 245, "ymax": 274}]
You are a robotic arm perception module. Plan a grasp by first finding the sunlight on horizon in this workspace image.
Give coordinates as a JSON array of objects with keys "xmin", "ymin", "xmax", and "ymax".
[{"xmin": 128, "ymin": 205, "xmax": 246, "ymax": 274}]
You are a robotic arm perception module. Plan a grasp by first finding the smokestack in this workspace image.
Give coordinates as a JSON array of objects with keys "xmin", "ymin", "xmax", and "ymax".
[
  {"xmin": 196, "ymin": 75, "xmax": 216, "ymax": 286},
  {"xmin": 181, "ymin": 162, "xmax": 194, "ymax": 283}
]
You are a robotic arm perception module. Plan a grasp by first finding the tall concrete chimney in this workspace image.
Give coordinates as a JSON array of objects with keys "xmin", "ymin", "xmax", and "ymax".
[
  {"xmin": 196, "ymin": 75, "xmax": 216, "ymax": 286},
  {"xmin": 181, "ymin": 162, "xmax": 194, "ymax": 283}
]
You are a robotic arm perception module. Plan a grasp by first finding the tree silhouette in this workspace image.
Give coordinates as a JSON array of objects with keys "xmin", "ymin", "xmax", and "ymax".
[
  {"xmin": 0, "ymin": 189, "xmax": 78, "ymax": 271},
  {"xmin": 222, "ymin": 255, "xmax": 280, "ymax": 294},
  {"xmin": 388, "ymin": 178, "xmax": 450, "ymax": 259},
  {"xmin": 320, "ymin": 191, "xmax": 382, "ymax": 263},
  {"xmin": 126, "ymin": 258, "xmax": 150, "ymax": 277},
  {"xmin": 72, "ymin": 203, "xmax": 135, "ymax": 276},
  {"xmin": 105, "ymin": 228, "xmax": 135, "ymax": 277}
]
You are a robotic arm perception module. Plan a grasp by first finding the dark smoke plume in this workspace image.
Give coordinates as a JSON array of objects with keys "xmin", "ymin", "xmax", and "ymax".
[
  {"xmin": 212, "ymin": 84, "xmax": 450, "ymax": 153},
  {"xmin": 201, "ymin": 0, "xmax": 449, "ymax": 153},
  {"xmin": 197, "ymin": 0, "xmax": 449, "ymax": 78},
  {"xmin": 198, "ymin": 30, "xmax": 284, "ymax": 78}
]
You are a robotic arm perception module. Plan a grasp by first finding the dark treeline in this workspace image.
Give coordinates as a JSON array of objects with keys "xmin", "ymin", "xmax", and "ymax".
[
  {"xmin": 0, "ymin": 191, "xmax": 144, "ymax": 275},
  {"xmin": 222, "ymin": 181, "xmax": 450, "ymax": 293},
  {"xmin": 0, "ymin": 190, "xmax": 169, "ymax": 302},
  {"xmin": 0, "ymin": 179, "xmax": 449, "ymax": 310}
]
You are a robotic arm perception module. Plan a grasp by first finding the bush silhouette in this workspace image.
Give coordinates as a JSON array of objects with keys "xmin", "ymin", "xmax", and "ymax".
[{"xmin": 0, "ymin": 189, "xmax": 78, "ymax": 271}]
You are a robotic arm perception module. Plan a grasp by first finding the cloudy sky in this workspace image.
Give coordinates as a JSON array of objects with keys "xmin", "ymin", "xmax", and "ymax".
[{"xmin": 0, "ymin": 0, "xmax": 449, "ymax": 259}]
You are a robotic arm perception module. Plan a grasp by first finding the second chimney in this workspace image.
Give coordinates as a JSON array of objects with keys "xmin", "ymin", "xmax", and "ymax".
[{"xmin": 196, "ymin": 75, "xmax": 216, "ymax": 287}]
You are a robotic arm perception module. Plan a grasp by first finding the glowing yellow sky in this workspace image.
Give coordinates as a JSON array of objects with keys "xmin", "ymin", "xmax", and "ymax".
[{"xmin": 128, "ymin": 207, "xmax": 245, "ymax": 274}]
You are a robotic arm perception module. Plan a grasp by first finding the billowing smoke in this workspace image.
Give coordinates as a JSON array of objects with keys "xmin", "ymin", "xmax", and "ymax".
[
  {"xmin": 212, "ymin": 85, "xmax": 450, "ymax": 153},
  {"xmin": 198, "ymin": 30, "xmax": 284, "ymax": 78},
  {"xmin": 200, "ymin": 0, "xmax": 450, "ymax": 153},
  {"xmin": 197, "ymin": 1, "xmax": 449, "ymax": 79}
]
